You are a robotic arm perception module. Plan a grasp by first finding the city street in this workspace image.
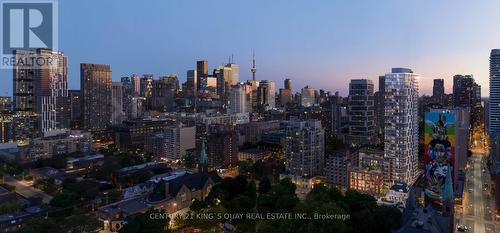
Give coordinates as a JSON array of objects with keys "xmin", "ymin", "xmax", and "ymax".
[
  {"xmin": 456, "ymin": 152, "xmax": 500, "ymax": 233},
  {"xmin": 3, "ymin": 175, "xmax": 53, "ymax": 204}
]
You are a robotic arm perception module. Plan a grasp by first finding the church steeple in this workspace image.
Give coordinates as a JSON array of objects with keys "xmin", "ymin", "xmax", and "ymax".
[{"xmin": 198, "ymin": 140, "xmax": 208, "ymax": 173}]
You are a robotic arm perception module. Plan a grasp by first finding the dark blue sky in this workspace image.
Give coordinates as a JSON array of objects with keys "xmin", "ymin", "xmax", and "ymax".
[{"xmin": 2, "ymin": 0, "xmax": 500, "ymax": 96}]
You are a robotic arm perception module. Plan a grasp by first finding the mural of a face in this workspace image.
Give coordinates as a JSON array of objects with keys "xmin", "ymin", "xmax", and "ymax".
[{"xmin": 424, "ymin": 112, "xmax": 455, "ymax": 202}]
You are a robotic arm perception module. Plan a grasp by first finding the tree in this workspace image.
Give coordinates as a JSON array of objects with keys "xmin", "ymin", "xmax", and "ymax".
[
  {"xmin": 17, "ymin": 218, "xmax": 63, "ymax": 233},
  {"xmin": 49, "ymin": 192, "xmax": 79, "ymax": 217},
  {"xmin": 258, "ymin": 176, "xmax": 271, "ymax": 194},
  {"xmin": 0, "ymin": 201, "xmax": 22, "ymax": 214},
  {"xmin": 33, "ymin": 178, "xmax": 58, "ymax": 195},
  {"xmin": 0, "ymin": 183, "xmax": 15, "ymax": 191},
  {"xmin": 118, "ymin": 208, "xmax": 170, "ymax": 233},
  {"xmin": 62, "ymin": 214, "xmax": 101, "ymax": 233}
]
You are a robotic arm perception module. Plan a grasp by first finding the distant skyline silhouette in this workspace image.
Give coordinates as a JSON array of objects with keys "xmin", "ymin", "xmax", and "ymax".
[{"xmin": 1, "ymin": 0, "xmax": 499, "ymax": 96}]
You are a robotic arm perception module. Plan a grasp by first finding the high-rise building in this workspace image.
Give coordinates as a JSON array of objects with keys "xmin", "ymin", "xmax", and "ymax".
[
  {"xmin": 13, "ymin": 112, "xmax": 38, "ymax": 145},
  {"xmin": 69, "ymin": 90, "xmax": 81, "ymax": 129},
  {"xmin": 197, "ymin": 60, "xmax": 209, "ymax": 78},
  {"xmin": 453, "ymin": 74, "xmax": 482, "ymax": 124},
  {"xmin": 374, "ymin": 75, "xmax": 386, "ymax": 136},
  {"xmin": 433, "ymin": 79, "xmax": 445, "ymax": 105},
  {"xmin": 13, "ymin": 50, "xmax": 36, "ymax": 113},
  {"xmin": 384, "ymin": 68, "xmax": 419, "ymax": 185},
  {"xmin": 301, "ymin": 86, "xmax": 316, "ymax": 107},
  {"xmin": 330, "ymin": 92, "xmax": 346, "ymax": 139},
  {"xmin": 130, "ymin": 97, "xmax": 146, "ymax": 119},
  {"xmin": 348, "ymin": 79, "xmax": 375, "ymax": 145},
  {"xmin": 36, "ymin": 49, "xmax": 69, "ymax": 133},
  {"xmin": 279, "ymin": 88, "xmax": 292, "ymax": 106},
  {"xmin": 14, "ymin": 49, "xmax": 69, "ymax": 133},
  {"xmin": 229, "ymin": 84, "xmax": 247, "ymax": 114},
  {"xmin": 121, "ymin": 76, "xmax": 133, "ymax": 120},
  {"xmin": 164, "ymin": 124, "xmax": 196, "ymax": 160},
  {"xmin": 206, "ymin": 125, "xmax": 238, "ymax": 169},
  {"xmin": 284, "ymin": 78, "xmax": 292, "ymax": 90},
  {"xmin": 284, "ymin": 118, "xmax": 325, "ymax": 178},
  {"xmin": 111, "ymin": 82, "xmax": 124, "ymax": 125},
  {"xmin": 257, "ymin": 80, "xmax": 275, "ymax": 111},
  {"xmin": 131, "ymin": 74, "xmax": 141, "ymax": 97},
  {"xmin": 0, "ymin": 112, "xmax": 14, "ymax": 143},
  {"xmin": 140, "ymin": 74, "xmax": 154, "ymax": 98},
  {"xmin": 453, "ymin": 75, "xmax": 474, "ymax": 107},
  {"xmin": 151, "ymin": 76, "xmax": 177, "ymax": 112},
  {"xmin": 489, "ymin": 49, "xmax": 500, "ymax": 192},
  {"xmin": 214, "ymin": 63, "xmax": 240, "ymax": 105},
  {"xmin": 490, "ymin": 49, "xmax": 500, "ymax": 138},
  {"xmin": 186, "ymin": 70, "xmax": 198, "ymax": 97},
  {"xmin": 279, "ymin": 78, "xmax": 293, "ymax": 106},
  {"xmin": 80, "ymin": 64, "xmax": 112, "ymax": 131}
]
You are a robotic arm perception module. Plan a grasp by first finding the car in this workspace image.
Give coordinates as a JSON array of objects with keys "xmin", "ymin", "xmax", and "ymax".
[{"xmin": 468, "ymin": 188, "xmax": 474, "ymax": 193}]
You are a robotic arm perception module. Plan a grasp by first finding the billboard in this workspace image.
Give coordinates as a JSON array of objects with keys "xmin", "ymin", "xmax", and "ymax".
[{"xmin": 424, "ymin": 112, "xmax": 455, "ymax": 205}]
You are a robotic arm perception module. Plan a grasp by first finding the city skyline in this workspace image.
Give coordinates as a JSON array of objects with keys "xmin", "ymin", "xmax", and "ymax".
[{"xmin": 1, "ymin": 0, "xmax": 500, "ymax": 96}]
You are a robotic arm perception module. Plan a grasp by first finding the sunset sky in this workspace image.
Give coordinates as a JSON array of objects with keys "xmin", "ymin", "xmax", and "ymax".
[{"xmin": 2, "ymin": 0, "xmax": 500, "ymax": 96}]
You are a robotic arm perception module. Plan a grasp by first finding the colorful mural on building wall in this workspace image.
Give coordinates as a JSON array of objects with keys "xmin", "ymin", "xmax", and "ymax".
[{"xmin": 424, "ymin": 112, "xmax": 455, "ymax": 205}]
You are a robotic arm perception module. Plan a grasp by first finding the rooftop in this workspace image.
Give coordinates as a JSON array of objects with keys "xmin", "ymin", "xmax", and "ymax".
[{"xmin": 390, "ymin": 182, "xmax": 409, "ymax": 193}]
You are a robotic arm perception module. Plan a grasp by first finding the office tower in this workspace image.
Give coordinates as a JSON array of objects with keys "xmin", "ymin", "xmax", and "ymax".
[
  {"xmin": 130, "ymin": 97, "xmax": 146, "ymax": 119},
  {"xmin": 140, "ymin": 74, "xmax": 154, "ymax": 98},
  {"xmin": 160, "ymin": 74, "xmax": 180, "ymax": 92},
  {"xmin": 284, "ymin": 118, "xmax": 325, "ymax": 177},
  {"xmin": 69, "ymin": 90, "xmax": 81, "ymax": 129},
  {"xmin": 225, "ymin": 63, "xmax": 240, "ymax": 86},
  {"xmin": 186, "ymin": 70, "xmax": 198, "ymax": 97},
  {"xmin": 197, "ymin": 60, "xmax": 209, "ymax": 78},
  {"xmin": 453, "ymin": 74, "xmax": 482, "ymax": 124},
  {"xmin": 121, "ymin": 77, "xmax": 133, "ymax": 120},
  {"xmin": 151, "ymin": 77, "xmax": 176, "ymax": 112},
  {"xmin": 330, "ymin": 92, "xmax": 345, "ymax": 138},
  {"xmin": 453, "ymin": 75, "xmax": 474, "ymax": 107},
  {"xmin": 453, "ymin": 74, "xmax": 481, "ymax": 110},
  {"xmin": 279, "ymin": 88, "xmax": 292, "ymax": 106},
  {"xmin": 111, "ymin": 82, "xmax": 124, "ymax": 125},
  {"xmin": 131, "ymin": 74, "xmax": 141, "ymax": 96},
  {"xmin": 279, "ymin": 78, "xmax": 293, "ymax": 106},
  {"xmin": 206, "ymin": 125, "xmax": 238, "ymax": 169},
  {"xmin": 384, "ymin": 68, "xmax": 419, "ymax": 185},
  {"xmin": 301, "ymin": 86, "xmax": 316, "ymax": 107},
  {"xmin": 284, "ymin": 78, "xmax": 292, "ymax": 90},
  {"xmin": 257, "ymin": 80, "xmax": 276, "ymax": 111},
  {"xmin": 80, "ymin": 64, "xmax": 112, "ymax": 131},
  {"xmin": 0, "ymin": 97, "xmax": 11, "ymax": 112},
  {"xmin": 229, "ymin": 84, "xmax": 247, "ymax": 114},
  {"xmin": 214, "ymin": 63, "xmax": 240, "ymax": 102},
  {"xmin": 348, "ymin": 79, "xmax": 375, "ymax": 145},
  {"xmin": 433, "ymin": 79, "xmax": 445, "ymax": 105}
]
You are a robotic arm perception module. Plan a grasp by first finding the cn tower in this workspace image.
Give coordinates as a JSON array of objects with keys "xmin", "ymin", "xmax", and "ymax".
[{"xmin": 251, "ymin": 50, "xmax": 256, "ymax": 81}]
